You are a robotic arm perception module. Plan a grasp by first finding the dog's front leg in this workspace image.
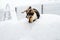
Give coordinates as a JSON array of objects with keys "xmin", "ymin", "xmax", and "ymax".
[{"xmin": 29, "ymin": 17, "xmax": 33, "ymax": 23}]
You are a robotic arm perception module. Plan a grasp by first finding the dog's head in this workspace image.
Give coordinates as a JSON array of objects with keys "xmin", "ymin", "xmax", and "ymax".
[{"xmin": 22, "ymin": 6, "xmax": 35, "ymax": 18}]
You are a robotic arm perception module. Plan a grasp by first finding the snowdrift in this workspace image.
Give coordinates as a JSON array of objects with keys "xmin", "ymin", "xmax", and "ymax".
[{"xmin": 0, "ymin": 14, "xmax": 60, "ymax": 40}]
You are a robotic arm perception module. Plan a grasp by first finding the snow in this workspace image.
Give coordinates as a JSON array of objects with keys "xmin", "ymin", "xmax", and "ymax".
[
  {"xmin": 0, "ymin": 0, "xmax": 60, "ymax": 40},
  {"xmin": 0, "ymin": 14, "xmax": 60, "ymax": 40}
]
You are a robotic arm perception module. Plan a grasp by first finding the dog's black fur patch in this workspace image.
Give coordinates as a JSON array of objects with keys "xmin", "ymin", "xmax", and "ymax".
[
  {"xmin": 27, "ymin": 13, "xmax": 34, "ymax": 16},
  {"xmin": 33, "ymin": 8, "xmax": 40, "ymax": 19}
]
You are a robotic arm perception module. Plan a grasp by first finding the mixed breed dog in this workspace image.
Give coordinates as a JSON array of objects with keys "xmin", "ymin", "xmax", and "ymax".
[{"xmin": 21, "ymin": 6, "xmax": 40, "ymax": 23}]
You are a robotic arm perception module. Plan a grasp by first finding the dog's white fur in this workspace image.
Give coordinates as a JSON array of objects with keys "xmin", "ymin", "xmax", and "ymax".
[{"xmin": 28, "ymin": 12, "xmax": 37, "ymax": 23}]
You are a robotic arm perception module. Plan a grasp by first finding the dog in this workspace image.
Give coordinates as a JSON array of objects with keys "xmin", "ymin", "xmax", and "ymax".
[{"xmin": 21, "ymin": 6, "xmax": 40, "ymax": 23}]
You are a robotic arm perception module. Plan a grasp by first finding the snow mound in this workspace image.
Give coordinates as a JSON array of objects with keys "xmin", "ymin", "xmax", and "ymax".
[
  {"xmin": 19, "ymin": 14, "xmax": 60, "ymax": 40},
  {"xmin": 0, "ymin": 14, "xmax": 60, "ymax": 40}
]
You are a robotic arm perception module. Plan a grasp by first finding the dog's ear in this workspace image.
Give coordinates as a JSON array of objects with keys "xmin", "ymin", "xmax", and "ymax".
[
  {"xmin": 21, "ymin": 10, "xmax": 27, "ymax": 13},
  {"xmin": 29, "ymin": 6, "xmax": 31, "ymax": 9},
  {"xmin": 21, "ymin": 6, "xmax": 32, "ymax": 13}
]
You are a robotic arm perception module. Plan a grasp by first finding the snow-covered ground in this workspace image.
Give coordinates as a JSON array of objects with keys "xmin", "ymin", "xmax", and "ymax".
[{"xmin": 0, "ymin": 14, "xmax": 60, "ymax": 40}]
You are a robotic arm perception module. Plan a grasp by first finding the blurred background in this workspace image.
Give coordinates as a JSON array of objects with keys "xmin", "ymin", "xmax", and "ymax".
[{"xmin": 0, "ymin": 0, "xmax": 60, "ymax": 21}]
